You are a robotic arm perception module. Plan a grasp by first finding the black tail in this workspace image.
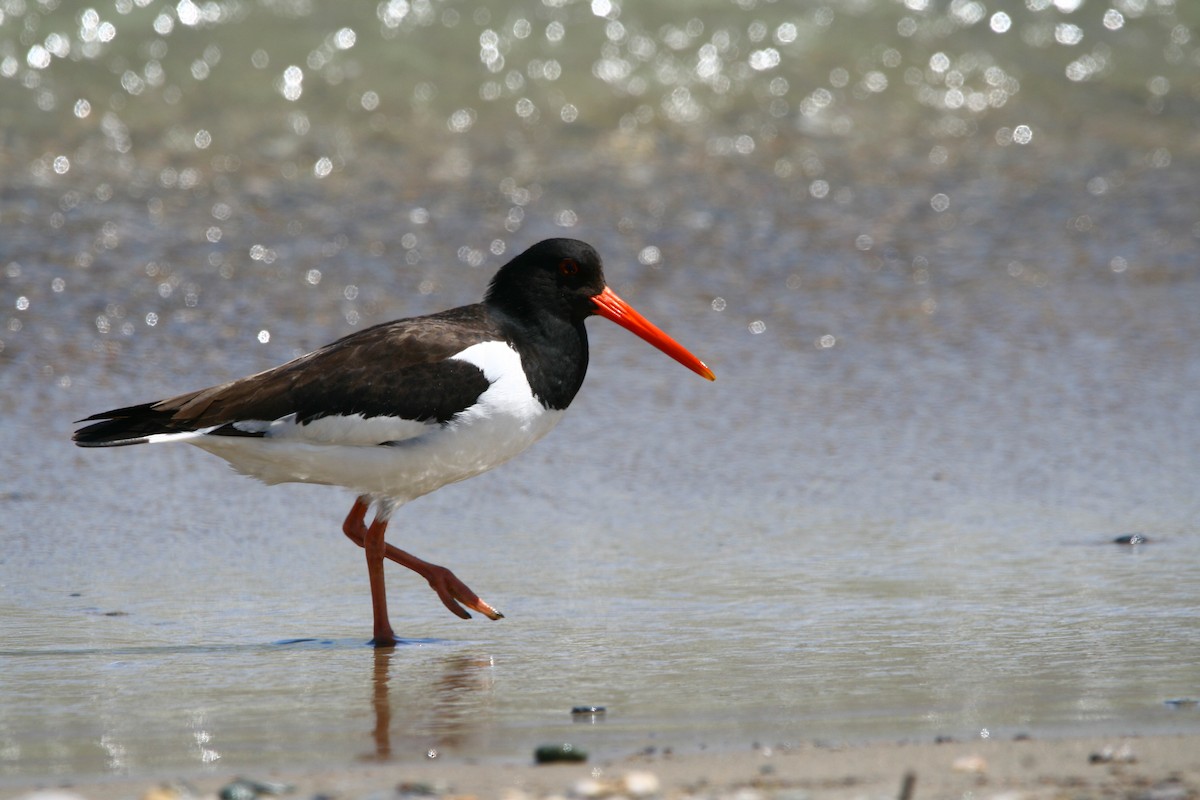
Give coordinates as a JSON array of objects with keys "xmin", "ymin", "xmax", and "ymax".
[{"xmin": 73, "ymin": 402, "xmax": 178, "ymax": 447}]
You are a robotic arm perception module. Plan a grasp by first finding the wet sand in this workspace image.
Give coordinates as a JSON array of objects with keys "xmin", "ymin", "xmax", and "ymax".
[{"xmin": 12, "ymin": 734, "xmax": 1199, "ymax": 800}]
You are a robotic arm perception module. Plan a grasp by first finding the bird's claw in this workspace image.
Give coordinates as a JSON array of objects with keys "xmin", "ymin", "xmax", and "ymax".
[{"xmin": 423, "ymin": 564, "xmax": 504, "ymax": 621}]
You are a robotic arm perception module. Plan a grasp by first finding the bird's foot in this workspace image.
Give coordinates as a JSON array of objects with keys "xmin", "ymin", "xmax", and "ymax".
[{"xmin": 420, "ymin": 561, "xmax": 504, "ymax": 621}]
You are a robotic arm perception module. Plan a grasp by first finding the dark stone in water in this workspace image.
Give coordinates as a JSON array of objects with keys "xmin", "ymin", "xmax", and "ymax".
[
  {"xmin": 1113, "ymin": 534, "xmax": 1150, "ymax": 545},
  {"xmin": 535, "ymin": 743, "xmax": 587, "ymax": 763},
  {"xmin": 571, "ymin": 705, "xmax": 606, "ymax": 715}
]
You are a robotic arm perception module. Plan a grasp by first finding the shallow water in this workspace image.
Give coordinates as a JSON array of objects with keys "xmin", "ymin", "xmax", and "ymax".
[{"xmin": 2, "ymin": 0, "xmax": 1199, "ymax": 783}]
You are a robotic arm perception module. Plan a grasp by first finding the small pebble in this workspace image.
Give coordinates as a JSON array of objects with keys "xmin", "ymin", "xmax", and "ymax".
[
  {"xmin": 1163, "ymin": 698, "xmax": 1198, "ymax": 709},
  {"xmin": 570, "ymin": 777, "xmax": 606, "ymax": 799},
  {"xmin": 535, "ymin": 743, "xmax": 587, "ymax": 764},
  {"xmin": 1089, "ymin": 743, "xmax": 1136, "ymax": 764},
  {"xmin": 1113, "ymin": 534, "xmax": 1150, "ymax": 545},
  {"xmin": 219, "ymin": 782, "xmax": 257, "ymax": 800},
  {"xmin": 951, "ymin": 754, "xmax": 988, "ymax": 774},
  {"xmin": 571, "ymin": 706, "xmax": 606, "ymax": 715},
  {"xmin": 141, "ymin": 786, "xmax": 185, "ymax": 800},
  {"xmin": 218, "ymin": 779, "xmax": 292, "ymax": 800},
  {"xmin": 621, "ymin": 770, "xmax": 661, "ymax": 798},
  {"xmin": 729, "ymin": 788, "xmax": 764, "ymax": 800},
  {"xmin": 1139, "ymin": 780, "xmax": 1190, "ymax": 800},
  {"xmin": 15, "ymin": 792, "xmax": 90, "ymax": 800}
]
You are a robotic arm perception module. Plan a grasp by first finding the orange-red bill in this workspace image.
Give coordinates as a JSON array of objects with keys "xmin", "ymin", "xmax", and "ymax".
[{"xmin": 591, "ymin": 286, "xmax": 716, "ymax": 381}]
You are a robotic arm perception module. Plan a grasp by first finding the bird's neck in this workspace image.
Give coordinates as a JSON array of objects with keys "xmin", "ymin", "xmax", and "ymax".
[{"xmin": 493, "ymin": 307, "xmax": 589, "ymax": 411}]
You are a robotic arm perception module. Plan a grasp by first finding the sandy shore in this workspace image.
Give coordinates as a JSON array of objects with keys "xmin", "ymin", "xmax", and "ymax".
[{"xmin": 9, "ymin": 734, "xmax": 1199, "ymax": 800}]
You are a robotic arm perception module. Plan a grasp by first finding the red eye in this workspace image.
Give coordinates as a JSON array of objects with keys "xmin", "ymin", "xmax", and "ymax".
[{"xmin": 558, "ymin": 258, "xmax": 579, "ymax": 276}]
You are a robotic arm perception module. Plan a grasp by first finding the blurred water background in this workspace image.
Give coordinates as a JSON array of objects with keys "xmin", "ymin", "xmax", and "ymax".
[{"xmin": 2, "ymin": 0, "xmax": 1199, "ymax": 784}]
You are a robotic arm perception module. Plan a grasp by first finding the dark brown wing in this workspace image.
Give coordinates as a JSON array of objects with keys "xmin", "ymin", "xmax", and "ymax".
[{"xmin": 74, "ymin": 304, "xmax": 498, "ymax": 447}]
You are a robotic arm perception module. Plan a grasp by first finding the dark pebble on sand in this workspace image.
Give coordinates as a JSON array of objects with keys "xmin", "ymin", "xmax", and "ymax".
[
  {"xmin": 571, "ymin": 705, "xmax": 606, "ymax": 723},
  {"xmin": 571, "ymin": 705, "xmax": 606, "ymax": 715},
  {"xmin": 535, "ymin": 743, "xmax": 587, "ymax": 764}
]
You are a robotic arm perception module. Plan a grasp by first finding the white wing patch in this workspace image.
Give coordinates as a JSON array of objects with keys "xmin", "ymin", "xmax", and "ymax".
[
  {"xmin": 241, "ymin": 412, "xmax": 433, "ymax": 446},
  {"xmin": 449, "ymin": 340, "xmax": 548, "ymax": 428}
]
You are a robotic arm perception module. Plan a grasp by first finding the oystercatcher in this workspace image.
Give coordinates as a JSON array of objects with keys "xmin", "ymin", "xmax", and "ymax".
[{"xmin": 74, "ymin": 239, "xmax": 714, "ymax": 646}]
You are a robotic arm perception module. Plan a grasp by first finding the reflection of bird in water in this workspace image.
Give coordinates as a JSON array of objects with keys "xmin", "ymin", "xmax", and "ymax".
[
  {"xmin": 368, "ymin": 648, "xmax": 393, "ymax": 761},
  {"xmin": 366, "ymin": 649, "xmax": 497, "ymax": 761}
]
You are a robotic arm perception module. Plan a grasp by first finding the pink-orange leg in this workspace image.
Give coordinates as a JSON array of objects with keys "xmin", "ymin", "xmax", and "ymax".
[
  {"xmin": 342, "ymin": 497, "xmax": 503, "ymax": 644},
  {"xmin": 362, "ymin": 513, "xmax": 397, "ymax": 647}
]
